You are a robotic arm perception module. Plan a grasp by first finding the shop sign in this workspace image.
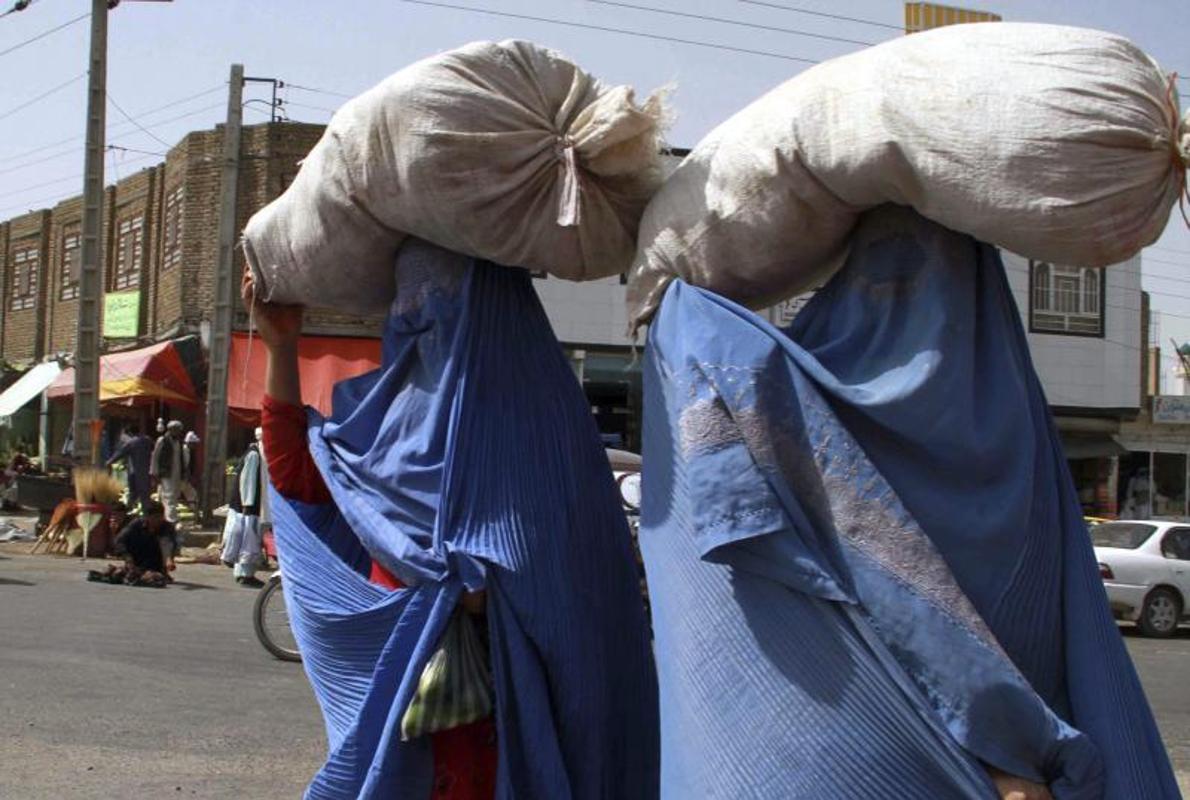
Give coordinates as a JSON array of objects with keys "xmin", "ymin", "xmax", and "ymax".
[
  {"xmin": 1152, "ymin": 395, "xmax": 1190, "ymax": 424},
  {"xmin": 104, "ymin": 290, "xmax": 140, "ymax": 339}
]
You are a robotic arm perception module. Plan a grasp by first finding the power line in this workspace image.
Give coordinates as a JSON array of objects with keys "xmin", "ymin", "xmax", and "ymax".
[
  {"xmin": 283, "ymin": 99, "xmax": 337, "ymax": 115},
  {"xmin": 0, "ymin": 152, "xmax": 157, "ymax": 214},
  {"xmin": 0, "ymin": 9, "xmax": 87, "ymax": 57},
  {"xmin": 1148, "ymin": 244, "xmax": 1190, "ymax": 257},
  {"xmin": 107, "ymin": 144, "xmax": 166, "ymax": 158},
  {"xmin": 587, "ymin": 0, "xmax": 878, "ymax": 47},
  {"xmin": 0, "ymin": 99, "xmax": 224, "ymax": 180},
  {"xmin": 0, "ymin": 0, "xmax": 39, "ymax": 20},
  {"xmin": 397, "ymin": 0, "xmax": 824, "ymax": 64},
  {"xmin": 736, "ymin": 0, "xmax": 902, "ymax": 31},
  {"xmin": 0, "ymin": 71, "xmax": 84, "ymax": 122},
  {"xmin": 107, "ymin": 90, "xmax": 173, "ymax": 149},
  {"xmin": 285, "ymin": 82, "xmax": 353, "ymax": 100},
  {"xmin": 0, "ymin": 172, "xmax": 85, "ymax": 201},
  {"xmin": 0, "ymin": 84, "xmax": 222, "ymax": 166}
]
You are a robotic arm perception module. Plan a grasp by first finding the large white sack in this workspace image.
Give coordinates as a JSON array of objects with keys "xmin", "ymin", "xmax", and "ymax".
[
  {"xmin": 244, "ymin": 40, "xmax": 667, "ymax": 314},
  {"xmin": 627, "ymin": 22, "xmax": 1189, "ymax": 329}
]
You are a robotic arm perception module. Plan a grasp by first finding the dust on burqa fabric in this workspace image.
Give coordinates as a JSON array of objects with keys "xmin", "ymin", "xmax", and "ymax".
[
  {"xmin": 269, "ymin": 240, "xmax": 658, "ymax": 799},
  {"xmin": 640, "ymin": 206, "xmax": 1179, "ymax": 799}
]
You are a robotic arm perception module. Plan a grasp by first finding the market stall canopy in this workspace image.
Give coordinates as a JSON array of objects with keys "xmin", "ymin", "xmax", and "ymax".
[
  {"xmin": 227, "ymin": 332, "xmax": 382, "ymax": 423},
  {"xmin": 0, "ymin": 361, "xmax": 62, "ymax": 419},
  {"xmin": 48, "ymin": 340, "xmax": 198, "ymax": 407}
]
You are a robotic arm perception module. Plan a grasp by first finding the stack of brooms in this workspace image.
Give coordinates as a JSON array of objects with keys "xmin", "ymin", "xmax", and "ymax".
[{"xmin": 34, "ymin": 468, "xmax": 123, "ymax": 557}]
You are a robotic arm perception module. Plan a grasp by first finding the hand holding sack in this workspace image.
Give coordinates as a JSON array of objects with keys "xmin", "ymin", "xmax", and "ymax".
[
  {"xmin": 627, "ymin": 22, "xmax": 1189, "ymax": 329},
  {"xmin": 243, "ymin": 40, "xmax": 668, "ymax": 315}
]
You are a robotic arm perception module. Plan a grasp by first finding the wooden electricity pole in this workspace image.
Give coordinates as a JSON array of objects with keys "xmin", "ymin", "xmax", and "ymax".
[
  {"xmin": 72, "ymin": 0, "xmax": 110, "ymax": 465},
  {"xmin": 199, "ymin": 64, "xmax": 244, "ymax": 522}
]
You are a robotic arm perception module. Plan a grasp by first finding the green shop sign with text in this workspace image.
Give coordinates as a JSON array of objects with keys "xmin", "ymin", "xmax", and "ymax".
[{"xmin": 104, "ymin": 290, "xmax": 140, "ymax": 339}]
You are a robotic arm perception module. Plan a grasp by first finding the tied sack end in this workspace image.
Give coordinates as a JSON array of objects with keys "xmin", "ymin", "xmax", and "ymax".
[{"xmin": 243, "ymin": 40, "xmax": 670, "ymax": 316}]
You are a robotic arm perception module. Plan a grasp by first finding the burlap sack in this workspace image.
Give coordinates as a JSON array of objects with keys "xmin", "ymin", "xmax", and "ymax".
[
  {"xmin": 627, "ymin": 23, "xmax": 1188, "ymax": 329},
  {"xmin": 244, "ymin": 40, "xmax": 667, "ymax": 314}
]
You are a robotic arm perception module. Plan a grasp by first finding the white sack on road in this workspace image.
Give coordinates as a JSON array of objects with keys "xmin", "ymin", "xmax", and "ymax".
[
  {"xmin": 627, "ymin": 22, "xmax": 1189, "ymax": 328},
  {"xmin": 244, "ymin": 40, "xmax": 668, "ymax": 314}
]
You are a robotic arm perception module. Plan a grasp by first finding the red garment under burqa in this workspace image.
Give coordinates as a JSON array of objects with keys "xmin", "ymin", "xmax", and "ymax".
[{"xmin": 262, "ymin": 394, "xmax": 498, "ymax": 800}]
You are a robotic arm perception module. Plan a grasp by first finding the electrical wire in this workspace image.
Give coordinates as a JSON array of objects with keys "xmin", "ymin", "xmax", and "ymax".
[
  {"xmin": 586, "ymin": 1, "xmax": 878, "ymax": 47},
  {"xmin": 0, "ymin": 100, "xmax": 224, "ymax": 183},
  {"xmin": 0, "ymin": 0, "xmax": 38, "ymax": 20},
  {"xmin": 283, "ymin": 99, "xmax": 337, "ymax": 115},
  {"xmin": 0, "ymin": 9, "xmax": 87, "ymax": 57},
  {"xmin": 0, "ymin": 84, "xmax": 222, "ymax": 166},
  {"xmin": 397, "ymin": 0, "xmax": 824, "ymax": 64},
  {"xmin": 107, "ymin": 144, "xmax": 167, "ymax": 158},
  {"xmin": 0, "ymin": 152, "xmax": 158, "ymax": 214},
  {"xmin": 285, "ymin": 82, "xmax": 353, "ymax": 100},
  {"xmin": 735, "ymin": 0, "xmax": 902, "ymax": 31},
  {"xmin": 107, "ymin": 91, "xmax": 173, "ymax": 149},
  {"xmin": 0, "ymin": 72, "xmax": 84, "ymax": 122}
]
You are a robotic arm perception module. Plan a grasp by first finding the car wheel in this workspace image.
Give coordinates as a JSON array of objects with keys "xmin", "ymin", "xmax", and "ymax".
[{"xmin": 1138, "ymin": 587, "xmax": 1182, "ymax": 638}]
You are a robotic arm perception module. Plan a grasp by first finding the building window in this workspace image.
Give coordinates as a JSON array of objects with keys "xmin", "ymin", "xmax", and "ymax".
[
  {"xmin": 163, "ymin": 187, "xmax": 183, "ymax": 270},
  {"xmin": 9, "ymin": 247, "xmax": 39, "ymax": 311},
  {"xmin": 113, "ymin": 216, "xmax": 144, "ymax": 290},
  {"xmin": 60, "ymin": 229, "xmax": 81, "ymax": 300},
  {"xmin": 1029, "ymin": 260, "xmax": 1104, "ymax": 337}
]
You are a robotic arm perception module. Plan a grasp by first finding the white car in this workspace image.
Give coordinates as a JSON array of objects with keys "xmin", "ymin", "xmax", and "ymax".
[{"xmin": 1092, "ymin": 520, "xmax": 1190, "ymax": 638}]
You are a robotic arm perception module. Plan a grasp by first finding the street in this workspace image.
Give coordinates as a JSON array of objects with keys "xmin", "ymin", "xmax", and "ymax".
[
  {"xmin": 1, "ymin": 547, "xmax": 1188, "ymax": 798},
  {"xmin": 0, "ymin": 547, "xmax": 323, "ymax": 799}
]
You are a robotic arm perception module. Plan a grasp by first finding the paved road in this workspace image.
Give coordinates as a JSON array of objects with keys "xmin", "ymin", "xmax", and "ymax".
[
  {"xmin": 1, "ymin": 547, "xmax": 1188, "ymax": 798},
  {"xmin": 0, "ymin": 548, "xmax": 323, "ymax": 799}
]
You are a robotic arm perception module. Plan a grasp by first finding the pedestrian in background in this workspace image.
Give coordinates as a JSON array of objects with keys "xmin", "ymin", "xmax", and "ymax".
[
  {"xmin": 106, "ymin": 423, "xmax": 153, "ymax": 511},
  {"xmin": 151, "ymin": 420, "xmax": 184, "ymax": 523},
  {"xmin": 221, "ymin": 431, "xmax": 264, "ymax": 588},
  {"xmin": 179, "ymin": 430, "xmax": 201, "ymax": 513}
]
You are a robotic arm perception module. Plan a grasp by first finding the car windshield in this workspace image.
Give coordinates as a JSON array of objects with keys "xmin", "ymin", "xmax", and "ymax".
[{"xmin": 1091, "ymin": 522, "xmax": 1156, "ymax": 550}]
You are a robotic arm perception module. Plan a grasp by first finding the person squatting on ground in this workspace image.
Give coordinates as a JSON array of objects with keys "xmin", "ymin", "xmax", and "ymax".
[{"xmin": 88, "ymin": 500, "xmax": 175, "ymax": 588}]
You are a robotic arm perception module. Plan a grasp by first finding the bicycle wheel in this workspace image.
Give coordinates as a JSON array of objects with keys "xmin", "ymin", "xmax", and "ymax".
[{"xmin": 253, "ymin": 574, "xmax": 302, "ymax": 662}]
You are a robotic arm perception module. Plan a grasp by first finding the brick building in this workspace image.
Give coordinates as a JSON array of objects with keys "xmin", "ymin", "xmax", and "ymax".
[{"xmin": 0, "ymin": 120, "xmax": 383, "ymax": 462}]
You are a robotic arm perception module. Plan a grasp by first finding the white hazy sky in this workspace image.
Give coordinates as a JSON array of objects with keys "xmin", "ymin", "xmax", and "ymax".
[{"xmin": 1, "ymin": 0, "xmax": 1188, "ymax": 376}]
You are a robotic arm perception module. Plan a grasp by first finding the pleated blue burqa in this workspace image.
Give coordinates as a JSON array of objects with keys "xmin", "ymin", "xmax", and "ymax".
[
  {"xmin": 640, "ymin": 206, "xmax": 1179, "ymax": 799},
  {"xmin": 270, "ymin": 240, "xmax": 659, "ymax": 799}
]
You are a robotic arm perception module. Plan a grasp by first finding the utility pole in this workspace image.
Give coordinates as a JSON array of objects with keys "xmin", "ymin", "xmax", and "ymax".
[
  {"xmin": 72, "ymin": 0, "xmax": 110, "ymax": 466},
  {"xmin": 73, "ymin": 0, "xmax": 173, "ymax": 465},
  {"xmin": 200, "ymin": 64, "xmax": 244, "ymax": 522}
]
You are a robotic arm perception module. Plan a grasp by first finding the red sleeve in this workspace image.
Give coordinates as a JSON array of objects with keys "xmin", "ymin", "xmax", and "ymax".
[
  {"xmin": 262, "ymin": 395, "xmax": 404, "ymax": 591},
  {"xmin": 261, "ymin": 394, "xmax": 332, "ymax": 505}
]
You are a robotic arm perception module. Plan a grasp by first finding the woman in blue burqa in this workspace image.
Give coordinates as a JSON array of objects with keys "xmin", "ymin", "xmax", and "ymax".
[
  {"xmin": 639, "ymin": 205, "xmax": 1180, "ymax": 799},
  {"xmin": 245, "ymin": 239, "xmax": 658, "ymax": 799}
]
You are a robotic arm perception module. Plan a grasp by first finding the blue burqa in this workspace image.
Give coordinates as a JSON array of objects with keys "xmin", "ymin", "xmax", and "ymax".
[
  {"xmin": 270, "ymin": 241, "xmax": 659, "ymax": 799},
  {"xmin": 641, "ymin": 206, "xmax": 1179, "ymax": 799}
]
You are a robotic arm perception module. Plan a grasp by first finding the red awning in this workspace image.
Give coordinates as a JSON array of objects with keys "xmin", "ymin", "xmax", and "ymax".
[
  {"xmin": 49, "ymin": 340, "xmax": 199, "ymax": 408},
  {"xmin": 227, "ymin": 332, "xmax": 381, "ymax": 424}
]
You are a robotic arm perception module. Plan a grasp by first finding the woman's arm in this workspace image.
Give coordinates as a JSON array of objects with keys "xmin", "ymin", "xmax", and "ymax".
[{"xmin": 242, "ymin": 266, "xmax": 331, "ymax": 505}]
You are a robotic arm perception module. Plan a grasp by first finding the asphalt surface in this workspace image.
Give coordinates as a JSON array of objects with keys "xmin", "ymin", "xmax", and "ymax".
[
  {"xmin": 1, "ymin": 546, "xmax": 1188, "ymax": 798},
  {"xmin": 0, "ymin": 547, "xmax": 323, "ymax": 799}
]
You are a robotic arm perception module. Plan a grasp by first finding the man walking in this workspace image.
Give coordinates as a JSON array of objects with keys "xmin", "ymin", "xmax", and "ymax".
[
  {"xmin": 179, "ymin": 431, "xmax": 201, "ymax": 512},
  {"xmin": 221, "ymin": 430, "xmax": 265, "ymax": 587},
  {"xmin": 150, "ymin": 420, "xmax": 184, "ymax": 523},
  {"xmin": 106, "ymin": 424, "xmax": 153, "ymax": 511}
]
